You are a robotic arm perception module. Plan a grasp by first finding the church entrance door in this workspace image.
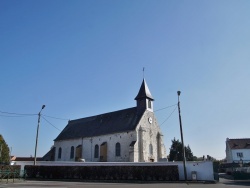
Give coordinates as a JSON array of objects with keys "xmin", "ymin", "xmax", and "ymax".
[
  {"xmin": 75, "ymin": 145, "xmax": 82, "ymax": 161},
  {"xmin": 100, "ymin": 142, "xmax": 107, "ymax": 162}
]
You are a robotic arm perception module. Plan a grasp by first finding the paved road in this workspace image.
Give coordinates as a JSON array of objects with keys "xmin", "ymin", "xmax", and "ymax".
[{"xmin": 0, "ymin": 178, "xmax": 250, "ymax": 188}]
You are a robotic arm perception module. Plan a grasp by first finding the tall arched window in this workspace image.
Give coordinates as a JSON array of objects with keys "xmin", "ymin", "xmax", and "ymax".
[
  {"xmin": 149, "ymin": 144, "xmax": 153, "ymax": 155},
  {"xmin": 70, "ymin": 146, "xmax": 74, "ymax": 159},
  {"xmin": 94, "ymin": 144, "xmax": 99, "ymax": 158},
  {"xmin": 148, "ymin": 100, "xmax": 152, "ymax": 109},
  {"xmin": 58, "ymin": 147, "xmax": 62, "ymax": 159},
  {"xmin": 115, "ymin": 142, "xmax": 121, "ymax": 156}
]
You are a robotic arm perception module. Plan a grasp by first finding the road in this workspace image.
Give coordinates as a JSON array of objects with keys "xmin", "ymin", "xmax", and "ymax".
[{"xmin": 0, "ymin": 178, "xmax": 250, "ymax": 188}]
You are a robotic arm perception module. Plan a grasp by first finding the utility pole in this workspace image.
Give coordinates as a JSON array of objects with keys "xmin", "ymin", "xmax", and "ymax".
[
  {"xmin": 177, "ymin": 91, "xmax": 187, "ymax": 181},
  {"xmin": 34, "ymin": 105, "xmax": 45, "ymax": 165},
  {"xmin": 9, "ymin": 147, "xmax": 12, "ymax": 165}
]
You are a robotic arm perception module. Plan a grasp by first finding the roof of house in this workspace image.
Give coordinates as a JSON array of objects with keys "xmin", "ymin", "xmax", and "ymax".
[
  {"xmin": 135, "ymin": 79, "xmax": 154, "ymax": 101},
  {"xmin": 227, "ymin": 138, "xmax": 250, "ymax": 149},
  {"xmin": 54, "ymin": 107, "xmax": 143, "ymax": 141},
  {"xmin": 11, "ymin": 157, "xmax": 43, "ymax": 161},
  {"xmin": 42, "ymin": 147, "xmax": 55, "ymax": 161}
]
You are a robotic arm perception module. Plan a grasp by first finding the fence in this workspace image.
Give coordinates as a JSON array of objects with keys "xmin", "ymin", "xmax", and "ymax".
[{"xmin": 0, "ymin": 165, "xmax": 21, "ymax": 183}]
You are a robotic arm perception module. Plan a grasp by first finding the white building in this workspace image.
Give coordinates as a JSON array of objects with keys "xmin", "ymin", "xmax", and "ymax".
[
  {"xmin": 50, "ymin": 79, "xmax": 167, "ymax": 162},
  {"xmin": 225, "ymin": 138, "xmax": 250, "ymax": 163}
]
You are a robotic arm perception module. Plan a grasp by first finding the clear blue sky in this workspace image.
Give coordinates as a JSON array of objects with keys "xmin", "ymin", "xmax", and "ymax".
[{"xmin": 1, "ymin": 0, "xmax": 250, "ymax": 160}]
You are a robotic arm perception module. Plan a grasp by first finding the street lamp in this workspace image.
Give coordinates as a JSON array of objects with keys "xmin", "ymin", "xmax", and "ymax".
[
  {"xmin": 34, "ymin": 105, "xmax": 45, "ymax": 165},
  {"xmin": 177, "ymin": 91, "xmax": 187, "ymax": 181}
]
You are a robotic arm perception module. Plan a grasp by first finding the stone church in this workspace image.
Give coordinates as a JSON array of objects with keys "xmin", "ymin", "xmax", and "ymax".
[{"xmin": 52, "ymin": 79, "xmax": 167, "ymax": 162}]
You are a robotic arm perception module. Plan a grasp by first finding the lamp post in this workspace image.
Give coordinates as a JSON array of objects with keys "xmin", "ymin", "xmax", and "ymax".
[
  {"xmin": 34, "ymin": 105, "xmax": 45, "ymax": 165},
  {"xmin": 177, "ymin": 91, "xmax": 187, "ymax": 181}
]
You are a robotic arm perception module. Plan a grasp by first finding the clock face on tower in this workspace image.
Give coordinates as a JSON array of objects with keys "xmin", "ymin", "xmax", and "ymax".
[{"xmin": 148, "ymin": 117, "xmax": 153, "ymax": 124}]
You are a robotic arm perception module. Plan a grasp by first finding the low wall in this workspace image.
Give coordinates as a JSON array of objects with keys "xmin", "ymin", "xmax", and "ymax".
[
  {"xmin": 13, "ymin": 161, "xmax": 214, "ymax": 181},
  {"xmin": 176, "ymin": 161, "xmax": 214, "ymax": 181}
]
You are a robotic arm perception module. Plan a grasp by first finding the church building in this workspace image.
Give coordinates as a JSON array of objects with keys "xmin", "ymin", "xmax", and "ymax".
[{"xmin": 53, "ymin": 79, "xmax": 167, "ymax": 162}]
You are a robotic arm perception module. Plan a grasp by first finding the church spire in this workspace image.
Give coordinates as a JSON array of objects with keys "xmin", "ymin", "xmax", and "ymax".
[
  {"xmin": 135, "ymin": 79, "xmax": 154, "ymax": 101},
  {"xmin": 135, "ymin": 79, "xmax": 154, "ymax": 113}
]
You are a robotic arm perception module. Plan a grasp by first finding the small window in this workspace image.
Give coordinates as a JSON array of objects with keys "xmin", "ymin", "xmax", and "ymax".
[
  {"xmin": 149, "ymin": 144, "xmax": 153, "ymax": 155},
  {"xmin": 94, "ymin": 144, "xmax": 99, "ymax": 158},
  {"xmin": 237, "ymin": 152, "xmax": 243, "ymax": 158},
  {"xmin": 58, "ymin": 147, "xmax": 62, "ymax": 159},
  {"xmin": 70, "ymin": 146, "xmax": 74, "ymax": 159},
  {"xmin": 148, "ymin": 100, "xmax": 151, "ymax": 109},
  {"xmin": 115, "ymin": 142, "xmax": 121, "ymax": 156}
]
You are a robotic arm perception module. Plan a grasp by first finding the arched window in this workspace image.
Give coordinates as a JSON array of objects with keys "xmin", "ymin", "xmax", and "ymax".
[
  {"xmin": 58, "ymin": 147, "xmax": 62, "ymax": 159},
  {"xmin": 148, "ymin": 100, "xmax": 152, "ymax": 109},
  {"xmin": 115, "ymin": 142, "xmax": 121, "ymax": 156},
  {"xmin": 70, "ymin": 146, "xmax": 74, "ymax": 159},
  {"xmin": 149, "ymin": 144, "xmax": 153, "ymax": 155},
  {"xmin": 94, "ymin": 144, "xmax": 99, "ymax": 158}
]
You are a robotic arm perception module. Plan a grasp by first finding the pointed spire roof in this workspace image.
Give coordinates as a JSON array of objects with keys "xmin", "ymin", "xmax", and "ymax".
[{"xmin": 134, "ymin": 79, "xmax": 154, "ymax": 101}]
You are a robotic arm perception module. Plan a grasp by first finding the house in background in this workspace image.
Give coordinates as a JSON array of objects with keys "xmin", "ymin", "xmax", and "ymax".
[
  {"xmin": 11, "ymin": 156, "xmax": 43, "ymax": 165},
  {"xmin": 51, "ymin": 78, "xmax": 167, "ymax": 162},
  {"xmin": 225, "ymin": 138, "xmax": 250, "ymax": 163}
]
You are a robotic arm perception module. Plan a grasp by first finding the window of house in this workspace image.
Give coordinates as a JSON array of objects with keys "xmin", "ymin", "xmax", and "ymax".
[
  {"xmin": 58, "ymin": 147, "xmax": 62, "ymax": 159},
  {"xmin": 94, "ymin": 144, "xmax": 99, "ymax": 158},
  {"xmin": 115, "ymin": 142, "xmax": 121, "ymax": 156},
  {"xmin": 70, "ymin": 146, "xmax": 74, "ymax": 159},
  {"xmin": 149, "ymin": 144, "xmax": 153, "ymax": 155},
  {"xmin": 237, "ymin": 152, "xmax": 243, "ymax": 158},
  {"xmin": 148, "ymin": 100, "xmax": 151, "ymax": 109}
]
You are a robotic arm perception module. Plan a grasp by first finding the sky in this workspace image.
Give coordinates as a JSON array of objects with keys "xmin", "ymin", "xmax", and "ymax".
[{"xmin": 0, "ymin": 0, "xmax": 250, "ymax": 160}]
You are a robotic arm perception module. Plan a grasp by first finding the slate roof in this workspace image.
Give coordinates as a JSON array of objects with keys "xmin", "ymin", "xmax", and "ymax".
[
  {"xmin": 227, "ymin": 138, "xmax": 250, "ymax": 149},
  {"xmin": 54, "ymin": 107, "xmax": 143, "ymax": 141},
  {"xmin": 135, "ymin": 79, "xmax": 154, "ymax": 101}
]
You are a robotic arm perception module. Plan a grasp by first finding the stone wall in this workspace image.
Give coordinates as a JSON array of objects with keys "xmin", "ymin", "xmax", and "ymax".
[
  {"xmin": 136, "ymin": 110, "xmax": 167, "ymax": 162},
  {"xmin": 54, "ymin": 130, "xmax": 137, "ymax": 162}
]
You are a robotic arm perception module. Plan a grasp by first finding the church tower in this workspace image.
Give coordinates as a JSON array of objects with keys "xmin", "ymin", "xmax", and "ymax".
[{"xmin": 135, "ymin": 79, "xmax": 154, "ymax": 114}]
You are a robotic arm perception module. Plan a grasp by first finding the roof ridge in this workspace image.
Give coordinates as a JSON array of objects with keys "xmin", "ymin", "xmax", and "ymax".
[
  {"xmin": 227, "ymin": 138, "xmax": 250, "ymax": 140},
  {"xmin": 70, "ymin": 107, "xmax": 137, "ymax": 123}
]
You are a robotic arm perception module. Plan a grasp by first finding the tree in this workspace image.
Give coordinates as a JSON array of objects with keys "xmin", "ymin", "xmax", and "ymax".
[
  {"xmin": 168, "ymin": 138, "xmax": 194, "ymax": 161},
  {"xmin": 193, "ymin": 156, "xmax": 204, "ymax": 161},
  {"xmin": 0, "ymin": 135, "xmax": 10, "ymax": 164}
]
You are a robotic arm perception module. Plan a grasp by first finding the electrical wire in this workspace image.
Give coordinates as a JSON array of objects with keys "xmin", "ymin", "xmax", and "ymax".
[
  {"xmin": 160, "ymin": 105, "xmax": 178, "ymax": 127},
  {"xmin": 0, "ymin": 110, "xmax": 69, "ymax": 121},
  {"xmin": 154, "ymin": 104, "xmax": 177, "ymax": 112},
  {"xmin": 42, "ymin": 114, "xmax": 69, "ymax": 121},
  {"xmin": 0, "ymin": 110, "xmax": 36, "ymax": 116},
  {"xmin": 41, "ymin": 116, "xmax": 62, "ymax": 131},
  {"xmin": 0, "ymin": 114, "xmax": 31, "ymax": 118}
]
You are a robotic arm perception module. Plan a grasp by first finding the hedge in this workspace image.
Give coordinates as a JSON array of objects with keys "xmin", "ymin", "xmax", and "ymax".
[
  {"xmin": 233, "ymin": 171, "xmax": 250, "ymax": 180},
  {"xmin": 24, "ymin": 165, "xmax": 179, "ymax": 181}
]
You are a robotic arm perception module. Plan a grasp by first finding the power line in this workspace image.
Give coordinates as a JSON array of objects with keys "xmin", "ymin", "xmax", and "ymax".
[
  {"xmin": 0, "ymin": 110, "xmax": 36, "ymax": 116},
  {"xmin": 42, "ymin": 114, "xmax": 69, "ymax": 121},
  {"xmin": 0, "ymin": 110, "xmax": 69, "ymax": 121},
  {"xmin": 154, "ymin": 104, "xmax": 177, "ymax": 112},
  {"xmin": 41, "ymin": 116, "xmax": 62, "ymax": 131},
  {"xmin": 160, "ymin": 105, "xmax": 178, "ymax": 127},
  {"xmin": 0, "ymin": 114, "xmax": 31, "ymax": 118}
]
